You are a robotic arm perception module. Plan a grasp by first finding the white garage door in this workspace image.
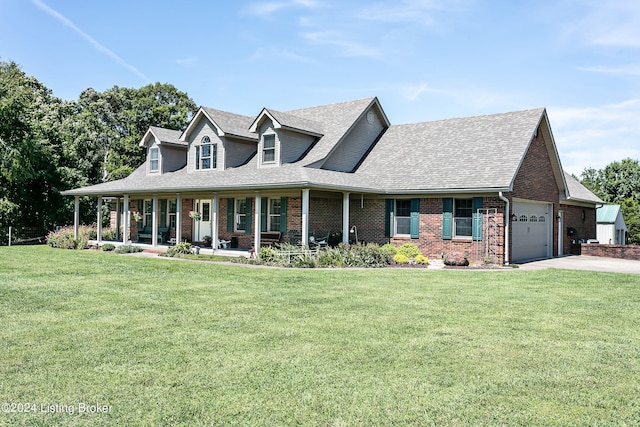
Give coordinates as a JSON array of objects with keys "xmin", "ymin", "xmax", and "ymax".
[{"xmin": 512, "ymin": 202, "xmax": 551, "ymax": 262}]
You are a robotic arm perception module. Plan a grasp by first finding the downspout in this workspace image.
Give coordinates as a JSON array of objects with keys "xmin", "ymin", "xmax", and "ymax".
[{"xmin": 498, "ymin": 192, "xmax": 510, "ymax": 265}]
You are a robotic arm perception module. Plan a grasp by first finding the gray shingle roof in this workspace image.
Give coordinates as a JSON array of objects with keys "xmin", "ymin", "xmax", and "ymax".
[
  {"xmin": 201, "ymin": 107, "xmax": 257, "ymax": 140},
  {"xmin": 62, "ymin": 99, "xmax": 600, "ymax": 206},
  {"xmin": 284, "ymin": 97, "xmax": 377, "ymax": 165},
  {"xmin": 263, "ymin": 109, "xmax": 324, "ymax": 136},
  {"xmin": 563, "ymin": 171, "xmax": 603, "ymax": 204},
  {"xmin": 355, "ymin": 108, "xmax": 546, "ymax": 192},
  {"xmin": 149, "ymin": 127, "xmax": 184, "ymax": 146}
]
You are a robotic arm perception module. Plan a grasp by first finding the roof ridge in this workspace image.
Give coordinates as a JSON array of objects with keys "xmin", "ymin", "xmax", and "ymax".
[{"xmin": 390, "ymin": 107, "xmax": 546, "ymax": 128}]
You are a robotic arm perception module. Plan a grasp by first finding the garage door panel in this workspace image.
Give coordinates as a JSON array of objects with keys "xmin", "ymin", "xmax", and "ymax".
[{"xmin": 512, "ymin": 202, "xmax": 550, "ymax": 262}]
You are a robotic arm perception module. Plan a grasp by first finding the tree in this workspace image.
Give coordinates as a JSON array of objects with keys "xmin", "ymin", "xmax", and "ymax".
[
  {"xmin": 0, "ymin": 60, "xmax": 70, "ymax": 236},
  {"xmin": 580, "ymin": 158, "xmax": 640, "ymax": 244},
  {"xmin": 70, "ymin": 83, "xmax": 197, "ymax": 183},
  {"xmin": 580, "ymin": 158, "xmax": 640, "ymax": 204},
  {"xmin": 621, "ymin": 198, "xmax": 640, "ymax": 245}
]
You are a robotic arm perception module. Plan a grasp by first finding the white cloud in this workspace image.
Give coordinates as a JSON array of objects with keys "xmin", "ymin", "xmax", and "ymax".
[
  {"xmin": 243, "ymin": 0, "xmax": 317, "ymax": 16},
  {"xmin": 176, "ymin": 57, "xmax": 198, "ymax": 66},
  {"xmin": 32, "ymin": 0, "xmax": 151, "ymax": 83},
  {"xmin": 358, "ymin": 0, "xmax": 469, "ymax": 25},
  {"xmin": 564, "ymin": 0, "xmax": 640, "ymax": 48},
  {"xmin": 302, "ymin": 31, "xmax": 382, "ymax": 58},
  {"xmin": 398, "ymin": 82, "xmax": 455, "ymax": 101},
  {"xmin": 548, "ymin": 99, "xmax": 640, "ymax": 174}
]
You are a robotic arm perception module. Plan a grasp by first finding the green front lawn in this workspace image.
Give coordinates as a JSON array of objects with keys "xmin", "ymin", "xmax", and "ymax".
[{"xmin": 1, "ymin": 246, "xmax": 639, "ymax": 426}]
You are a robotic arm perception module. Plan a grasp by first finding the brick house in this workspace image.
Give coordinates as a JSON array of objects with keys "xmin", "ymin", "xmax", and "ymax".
[{"xmin": 62, "ymin": 97, "xmax": 601, "ymax": 264}]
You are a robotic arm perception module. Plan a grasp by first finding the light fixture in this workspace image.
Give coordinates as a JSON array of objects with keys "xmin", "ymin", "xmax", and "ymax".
[
  {"xmin": 350, "ymin": 225, "xmax": 358, "ymax": 244},
  {"xmin": 511, "ymin": 213, "xmax": 517, "ymax": 222}
]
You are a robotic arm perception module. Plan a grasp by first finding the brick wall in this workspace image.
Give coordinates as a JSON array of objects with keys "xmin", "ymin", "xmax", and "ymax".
[
  {"xmin": 309, "ymin": 196, "xmax": 342, "ymax": 237},
  {"xmin": 350, "ymin": 198, "xmax": 386, "ymax": 244},
  {"xmin": 580, "ymin": 244, "xmax": 640, "ymax": 261},
  {"xmin": 508, "ymin": 131, "xmax": 560, "ymax": 260},
  {"xmin": 561, "ymin": 204, "xmax": 596, "ymax": 255}
]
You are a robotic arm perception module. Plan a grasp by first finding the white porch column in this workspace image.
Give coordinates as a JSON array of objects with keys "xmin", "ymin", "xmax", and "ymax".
[
  {"xmin": 212, "ymin": 193, "xmax": 219, "ymax": 250},
  {"xmin": 123, "ymin": 195, "xmax": 130, "ymax": 244},
  {"xmin": 152, "ymin": 195, "xmax": 159, "ymax": 247},
  {"xmin": 115, "ymin": 198, "xmax": 121, "ymax": 241},
  {"xmin": 342, "ymin": 192, "xmax": 350, "ymax": 244},
  {"xmin": 301, "ymin": 189, "xmax": 310, "ymax": 246},
  {"xmin": 74, "ymin": 196, "xmax": 80, "ymax": 240},
  {"xmin": 176, "ymin": 194, "xmax": 182, "ymax": 243},
  {"xmin": 254, "ymin": 192, "xmax": 262, "ymax": 252},
  {"xmin": 97, "ymin": 195, "xmax": 103, "ymax": 243}
]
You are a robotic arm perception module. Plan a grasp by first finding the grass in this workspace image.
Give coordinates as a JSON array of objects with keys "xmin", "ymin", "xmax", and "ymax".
[{"xmin": 1, "ymin": 246, "xmax": 640, "ymax": 426}]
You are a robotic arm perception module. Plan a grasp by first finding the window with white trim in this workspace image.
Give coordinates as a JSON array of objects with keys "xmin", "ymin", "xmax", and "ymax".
[
  {"xmin": 196, "ymin": 136, "xmax": 217, "ymax": 170},
  {"xmin": 169, "ymin": 200, "xmax": 176, "ymax": 229},
  {"xmin": 454, "ymin": 199, "xmax": 472, "ymax": 238},
  {"xmin": 394, "ymin": 199, "xmax": 412, "ymax": 236},
  {"xmin": 149, "ymin": 147, "xmax": 159, "ymax": 172},
  {"xmin": 235, "ymin": 199, "xmax": 247, "ymax": 232},
  {"xmin": 268, "ymin": 198, "xmax": 281, "ymax": 232},
  {"xmin": 263, "ymin": 134, "xmax": 276, "ymax": 163},
  {"xmin": 144, "ymin": 199, "xmax": 152, "ymax": 226}
]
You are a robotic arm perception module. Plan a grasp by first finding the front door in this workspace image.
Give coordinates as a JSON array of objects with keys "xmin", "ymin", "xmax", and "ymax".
[{"xmin": 193, "ymin": 200, "xmax": 212, "ymax": 242}]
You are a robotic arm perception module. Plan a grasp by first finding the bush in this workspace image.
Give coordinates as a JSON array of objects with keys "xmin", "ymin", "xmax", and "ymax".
[
  {"xmin": 393, "ymin": 253, "xmax": 410, "ymax": 264},
  {"xmin": 165, "ymin": 241, "xmax": 193, "ymax": 257},
  {"xmin": 47, "ymin": 225, "xmax": 94, "ymax": 250},
  {"xmin": 101, "ymin": 228, "xmax": 118, "ymax": 241},
  {"xmin": 115, "ymin": 245, "xmax": 143, "ymax": 254},
  {"xmin": 415, "ymin": 254, "xmax": 429, "ymax": 265},
  {"xmin": 397, "ymin": 243, "xmax": 421, "ymax": 259},
  {"xmin": 101, "ymin": 243, "xmax": 116, "ymax": 252},
  {"xmin": 444, "ymin": 252, "xmax": 469, "ymax": 266},
  {"xmin": 380, "ymin": 243, "xmax": 398, "ymax": 257}
]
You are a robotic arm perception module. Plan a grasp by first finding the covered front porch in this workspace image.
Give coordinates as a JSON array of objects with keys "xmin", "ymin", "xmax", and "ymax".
[{"xmin": 72, "ymin": 188, "xmax": 365, "ymax": 252}]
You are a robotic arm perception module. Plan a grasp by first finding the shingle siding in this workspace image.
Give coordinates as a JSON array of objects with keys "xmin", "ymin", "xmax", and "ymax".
[
  {"xmin": 187, "ymin": 120, "xmax": 224, "ymax": 173},
  {"xmin": 322, "ymin": 107, "xmax": 385, "ymax": 172}
]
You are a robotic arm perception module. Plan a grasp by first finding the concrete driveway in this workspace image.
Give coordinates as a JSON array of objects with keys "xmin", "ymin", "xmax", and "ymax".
[{"xmin": 517, "ymin": 255, "xmax": 640, "ymax": 274}]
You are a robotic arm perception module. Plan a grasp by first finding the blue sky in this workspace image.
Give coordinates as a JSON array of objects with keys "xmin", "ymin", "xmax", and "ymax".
[{"xmin": 1, "ymin": 0, "xmax": 639, "ymax": 175}]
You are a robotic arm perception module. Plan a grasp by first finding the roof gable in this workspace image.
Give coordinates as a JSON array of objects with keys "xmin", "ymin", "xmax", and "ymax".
[
  {"xmin": 139, "ymin": 126, "xmax": 184, "ymax": 147},
  {"xmin": 284, "ymin": 97, "xmax": 386, "ymax": 166},
  {"xmin": 249, "ymin": 108, "xmax": 324, "ymax": 137},
  {"xmin": 182, "ymin": 107, "xmax": 257, "ymax": 142}
]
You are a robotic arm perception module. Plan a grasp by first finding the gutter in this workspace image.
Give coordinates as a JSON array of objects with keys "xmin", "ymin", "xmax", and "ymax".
[{"xmin": 498, "ymin": 191, "xmax": 510, "ymax": 265}]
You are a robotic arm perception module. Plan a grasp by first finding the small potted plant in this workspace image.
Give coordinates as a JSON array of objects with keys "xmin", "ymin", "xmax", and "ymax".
[
  {"xmin": 132, "ymin": 211, "xmax": 142, "ymax": 222},
  {"xmin": 189, "ymin": 211, "xmax": 201, "ymax": 221},
  {"xmin": 203, "ymin": 235, "xmax": 213, "ymax": 248}
]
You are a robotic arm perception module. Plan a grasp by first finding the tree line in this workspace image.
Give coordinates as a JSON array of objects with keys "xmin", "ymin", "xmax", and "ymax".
[
  {"xmin": 1, "ymin": 59, "xmax": 639, "ymax": 245},
  {"xmin": 0, "ymin": 60, "xmax": 196, "ymax": 242},
  {"xmin": 580, "ymin": 158, "xmax": 640, "ymax": 244}
]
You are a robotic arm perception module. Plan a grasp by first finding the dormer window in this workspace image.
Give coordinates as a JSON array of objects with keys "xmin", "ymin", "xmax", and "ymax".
[
  {"xmin": 149, "ymin": 147, "xmax": 159, "ymax": 172},
  {"xmin": 263, "ymin": 134, "xmax": 276, "ymax": 163},
  {"xmin": 196, "ymin": 135, "xmax": 217, "ymax": 170}
]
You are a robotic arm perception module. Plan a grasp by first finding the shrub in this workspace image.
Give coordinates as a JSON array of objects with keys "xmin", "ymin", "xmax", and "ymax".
[
  {"xmin": 380, "ymin": 243, "xmax": 398, "ymax": 257},
  {"xmin": 444, "ymin": 252, "xmax": 469, "ymax": 266},
  {"xmin": 115, "ymin": 245, "xmax": 143, "ymax": 254},
  {"xmin": 165, "ymin": 241, "xmax": 193, "ymax": 257},
  {"xmin": 101, "ymin": 228, "xmax": 118, "ymax": 241},
  {"xmin": 415, "ymin": 254, "xmax": 429, "ymax": 265},
  {"xmin": 101, "ymin": 243, "xmax": 116, "ymax": 252},
  {"xmin": 47, "ymin": 225, "xmax": 94, "ymax": 250},
  {"xmin": 393, "ymin": 253, "xmax": 410, "ymax": 264},
  {"xmin": 397, "ymin": 243, "xmax": 421, "ymax": 259}
]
